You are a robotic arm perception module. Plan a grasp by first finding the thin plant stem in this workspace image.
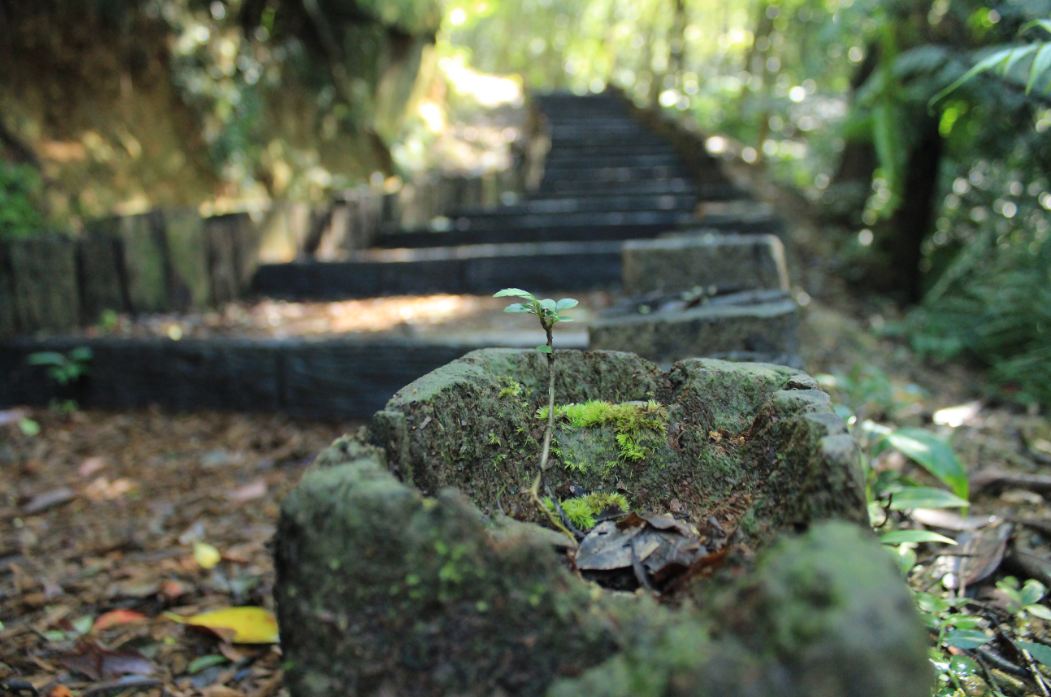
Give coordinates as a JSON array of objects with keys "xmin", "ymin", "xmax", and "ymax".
[{"xmin": 530, "ymin": 320, "xmax": 576, "ymax": 544}]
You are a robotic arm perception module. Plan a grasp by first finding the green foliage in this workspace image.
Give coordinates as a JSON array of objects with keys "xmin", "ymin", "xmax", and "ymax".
[
  {"xmin": 494, "ymin": 288, "xmax": 578, "ymax": 352},
  {"xmin": 995, "ymin": 577, "xmax": 1051, "ymax": 621},
  {"xmin": 543, "ymin": 492, "xmax": 629, "ymax": 531},
  {"xmin": 933, "ymin": 19, "xmax": 1051, "ymax": 103},
  {"xmin": 27, "ymin": 347, "xmax": 93, "ymax": 386},
  {"xmin": 0, "ymin": 162, "xmax": 45, "ymax": 239},
  {"xmin": 877, "ymin": 428, "xmax": 969, "ymax": 500},
  {"xmin": 902, "ymin": 231, "xmax": 1051, "ymax": 407},
  {"xmin": 18, "ymin": 417, "xmax": 40, "ymax": 437}
]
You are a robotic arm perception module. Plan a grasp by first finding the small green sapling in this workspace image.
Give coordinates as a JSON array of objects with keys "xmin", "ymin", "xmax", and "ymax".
[{"xmin": 494, "ymin": 288, "xmax": 579, "ymax": 539}]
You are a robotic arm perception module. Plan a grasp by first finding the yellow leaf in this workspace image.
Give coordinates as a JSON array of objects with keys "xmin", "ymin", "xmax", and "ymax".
[
  {"xmin": 193, "ymin": 541, "xmax": 221, "ymax": 570},
  {"xmin": 165, "ymin": 607, "xmax": 279, "ymax": 644}
]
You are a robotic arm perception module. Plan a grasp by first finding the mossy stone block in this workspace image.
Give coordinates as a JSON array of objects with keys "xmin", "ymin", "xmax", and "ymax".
[
  {"xmin": 163, "ymin": 209, "xmax": 210, "ymax": 310},
  {"xmin": 77, "ymin": 225, "xmax": 127, "ymax": 323},
  {"xmin": 6, "ymin": 235, "xmax": 79, "ymax": 333},
  {"xmin": 622, "ymin": 233, "xmax": 789, "ymax": 296},
  {"xmin": 589, "ymin": 295, "xmax": 800, "ymax": 367},
  {"xmin": 116, "ymin": 212, "xmax": 170, "ymax": 314}
]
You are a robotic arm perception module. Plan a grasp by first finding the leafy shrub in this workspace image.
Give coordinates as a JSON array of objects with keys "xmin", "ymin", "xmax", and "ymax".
[
  {"xmin": 902, "ymin": 234, "xmax": 1051, "ymax": 408},
  {"xmin": 0, "ymin": 161, "xmax": 45, "ymax": 239}
]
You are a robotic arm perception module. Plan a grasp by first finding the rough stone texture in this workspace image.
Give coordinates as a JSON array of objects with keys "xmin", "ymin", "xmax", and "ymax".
[
  {"xmin": 273, "ymin": 350, "xmax": 925, "ymax": 697},
  {"xmin": 546, "ymin": 522, "xmax": 932, "ymax": 697},
  {"xmin": 77, "ymin": 226, "xmax": 128, "ymax": 323},
  {"xmin": 163, "ymin": 209, "xmax": 210, "ymax": 310},
  {"xmin": 114, "ymin": 212, "xmax": 171, "ymax": 314},
  {"xmin": 367, "ymin": 349, "xmax": 863, "ymax": 538},
  {"xmin": 589, "ymin": 292, "xmax": 799, "ymax": 367},
  {"xmin": 622, "ymin": 233, "xmax": 788, "ymax": 297},
  {"xmin": 4, "ymin": 236, "xmax": 80, "ymax": 333},
  {"xmin": 203, "ymin": 213, "xmax": 243, "ymax": 304},
  {"xmin": 275, "ymin": 447, "xmax": 652, "ymax": 697}
]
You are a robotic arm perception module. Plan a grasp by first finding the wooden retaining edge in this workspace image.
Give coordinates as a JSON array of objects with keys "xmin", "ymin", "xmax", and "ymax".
[{"xmin": 0, "ymin": 336, "xmax": 498, "ymax": 419}]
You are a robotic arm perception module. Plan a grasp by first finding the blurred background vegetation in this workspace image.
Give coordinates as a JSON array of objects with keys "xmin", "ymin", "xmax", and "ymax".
[{"xmin": 1, "ymin": 0, "xmax": 1049, "ymax": 405}]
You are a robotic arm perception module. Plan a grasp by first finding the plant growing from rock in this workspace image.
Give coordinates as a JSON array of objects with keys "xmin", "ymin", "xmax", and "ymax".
[{"xmin": 494, "ymin": 288, "xmax": 579, "ymax": 539}]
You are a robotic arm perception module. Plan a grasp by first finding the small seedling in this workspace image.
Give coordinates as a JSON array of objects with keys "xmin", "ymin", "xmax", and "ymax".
[
  {"xmin": 494, "ymin": 288, "xmax": 578, "ymax": 540},
  {"xmin": 27, "ymin": 346, "xmax": 93, "ymax": 386}
]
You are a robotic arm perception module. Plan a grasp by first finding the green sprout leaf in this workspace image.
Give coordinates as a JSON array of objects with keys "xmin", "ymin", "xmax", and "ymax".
[
  {"xmin": 494, "ymin": 288, "xmax": 535, "ymax": 300},
  {"xmin": 1028, "ymin": 604, "xmax": 1051, "ymax": 621},
  {"xmin": 1018, "ymin": 641, "xmax": 1051, "ymax": 668},
  {"xmin": 27, "ymin": 351, "xmax": 66, "ymax": 367},
  {"xmin": 503, "ymin": 303, "xmax": 530, "ymax": 313},
  {"xmin": 943, "ymin": 629, "xmax": 991, "ymax": 650},
  {"xmin": 556, "ymin": 298, "xmax": 578, "ymax": 310},
  {"xmin": 879, "ymin": 529, "xmax": 958, "ymax": 545},
  {"xmin": 887, "ymin": 486, "xmax": 969, "ymax": 510}
]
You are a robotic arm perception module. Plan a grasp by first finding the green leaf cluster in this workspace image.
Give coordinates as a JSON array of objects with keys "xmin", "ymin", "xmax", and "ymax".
[
  {"xmin": 494, "ymin": 288, "xmax": 578, "ymax": 353},
  {"xmin": 27, "ymin": 346, "xmax": 93, "ymax": 386}
]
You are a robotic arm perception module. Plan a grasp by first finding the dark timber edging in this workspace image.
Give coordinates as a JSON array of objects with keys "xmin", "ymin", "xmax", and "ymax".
[
  {"xmin": 0, "ymin": 336, "xmax": 500, "ymax": 419},
  {"xmin": 253, "ymin": 241, "xmax": 624, "ymax": 299}
]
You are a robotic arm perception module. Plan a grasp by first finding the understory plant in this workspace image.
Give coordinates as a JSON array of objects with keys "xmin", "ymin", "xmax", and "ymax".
[
  {"xmin": 822, "ymin": 366, "xmax": 1051, "ymax": 694},
  {"xmin": 494, "ymin": 287, "xmax": 578, "ymax": 540}
]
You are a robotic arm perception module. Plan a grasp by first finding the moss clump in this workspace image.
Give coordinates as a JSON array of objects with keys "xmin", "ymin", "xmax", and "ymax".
[
  {"xmin": 544, "ymin": 492, "xmax": 630, "ymax": 530},
  {"xmin": 538, "ymin": 400, "xmax": 668, "ymax": 471},
  {"xmin": 497, "ymin": 377, "xmax": 524, "ymax": 399}
]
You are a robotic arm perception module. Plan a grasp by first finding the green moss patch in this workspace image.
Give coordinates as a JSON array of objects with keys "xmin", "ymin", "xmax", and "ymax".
[
  {"xmin": 544, "ymin": 492, "xmax": 630, "ymax": 531},
  {"xmin": 539, "ymin": 400, "xmax": 669, "ymax": 472}
]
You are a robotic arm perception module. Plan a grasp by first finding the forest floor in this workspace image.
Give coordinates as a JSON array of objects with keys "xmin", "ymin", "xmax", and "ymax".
[{"xmin": 0, "ymin": 410, "xmax": 358, "ymax": 697}]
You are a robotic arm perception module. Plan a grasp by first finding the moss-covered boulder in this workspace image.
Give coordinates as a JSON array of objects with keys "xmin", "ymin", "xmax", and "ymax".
[{"xmin": 274, "ymin": 349, "xmax": 928, "ymax": 697}]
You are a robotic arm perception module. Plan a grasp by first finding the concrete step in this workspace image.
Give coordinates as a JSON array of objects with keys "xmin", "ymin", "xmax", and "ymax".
[
  {"xmin": 539, "ymin": 164, "xmax": 692, "ymax": 185},
  {"xmin": 375, "ymin": 212, "xmax": 695, "ymax": 248},
  {"xmin": 589, "ymin": 289, "xmax": 801, "ymax": 368},
  {"xmin": 447, "ymin": 193, "xmax": 698, "ymax": 218},
  {"xmin": 543, "ymin": 153, "xmax": 684, "ymax": 169},
  {"xmin": 253, "ymin": 240, "xmax": 625, "ymax": 299}
]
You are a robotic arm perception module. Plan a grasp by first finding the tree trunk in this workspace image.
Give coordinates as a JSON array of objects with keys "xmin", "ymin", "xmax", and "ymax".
[{"xmin": 878, "ymin": 115, "xmax": 943, "ymax": 304}]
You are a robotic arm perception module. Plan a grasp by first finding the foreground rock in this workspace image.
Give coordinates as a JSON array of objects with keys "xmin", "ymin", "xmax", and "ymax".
[{"xmin": 274, "ymin": 349, "xmax": 930, "ymax": 697}]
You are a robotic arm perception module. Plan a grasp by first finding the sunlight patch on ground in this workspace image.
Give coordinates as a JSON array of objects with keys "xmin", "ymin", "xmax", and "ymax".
[{"xmin": 440, "ymin": 55, "xmax": 522, "ymax": 108}]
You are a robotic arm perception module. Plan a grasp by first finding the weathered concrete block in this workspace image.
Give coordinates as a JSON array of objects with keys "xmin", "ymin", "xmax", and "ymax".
[
  {"xmin": 256, "ymin": 202, "xmax": 312, "ymax": 263},
  {"xmin": 622, "ymin": 233, "xmax": 788, "ymax": 297},
  {"xmin": 114, "ymin": 212, "xmax": 170, "ymax": 314},
  {"xmin": 203, "ymin": 212, "xmax": 258, "ymax": 303},
  {"xmin": 275, "ymin": 349, "xmax": 928, "ymax": 697},
  {"xmin": 5, "ymin": 235, "xmax": 80, "ymax": 333},
  {"xmin": 163, "ymin": 209, "xmax": 210, "ymax": 310},
  {"xmin": 0, "ymin": 244, "xmax": 16, "ymax": 337},
  {"xmin": 589, "ymin": 290, "xmax": 800, "ymax": 366},
  {"xmin": 77, "ymin": 226, "xmax": 127, "ymax": 323}
]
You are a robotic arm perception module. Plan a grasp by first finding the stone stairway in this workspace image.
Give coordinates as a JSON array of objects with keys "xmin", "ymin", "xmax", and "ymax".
[
  {"xmin": 0, "ymin": 92, "xmax": 798, "ymax": 418},
  {"xmin": 254, "ymin": 92, "xmax": 764, "ymax": 299}
]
